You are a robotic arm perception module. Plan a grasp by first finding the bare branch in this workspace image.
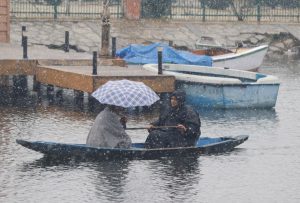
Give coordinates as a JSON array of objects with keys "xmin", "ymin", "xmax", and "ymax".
[{"xmin": 101, "ymin": 0, "xmax": 111, "ymax": 25}]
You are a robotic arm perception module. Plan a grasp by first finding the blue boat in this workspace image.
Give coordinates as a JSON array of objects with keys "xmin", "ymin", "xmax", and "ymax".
[
  {"xmin": 16, "ymin": 135, "xmax": 248, "ymax": 160},
  {"xmin": 143, "ymin": 64, "xmax": 280, "ymax": 109}
]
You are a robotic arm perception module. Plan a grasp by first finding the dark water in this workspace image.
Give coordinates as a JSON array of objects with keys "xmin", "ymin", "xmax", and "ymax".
[{"xmin": 1, "ymin": 59, "xmax": 300, "ymax": 202}]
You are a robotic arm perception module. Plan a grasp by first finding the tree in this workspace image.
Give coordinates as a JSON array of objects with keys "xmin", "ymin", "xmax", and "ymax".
[
  {"xmin": 100, "ymin": 0, "xmax": 111, "ymax": 57},
  {"xmin": 228, "ymin": 0, "xmax": 256, "ymax": 21}
]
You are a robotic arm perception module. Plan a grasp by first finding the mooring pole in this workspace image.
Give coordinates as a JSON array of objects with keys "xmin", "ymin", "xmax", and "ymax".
[
  {"xmin": 21, "ymin": 26, "xmax": 26, "ymax": 46},
  {"xmin": 112, "ymin": 37, "xmax": 116, "ymax": 58},
  {"xmin": 23, "ymin": 36, "xmax": 28, "ymax": 59},
  {"xmin": 64, "ymin": 31, "xmax": 69, "ymax": 52},
  {"xmin": 92, "ymin": 51, "xmax": 97, "ymax": 75},
  {"xmin": 157, "ymin": 46, "xmax": 163, "ymax": 74}
]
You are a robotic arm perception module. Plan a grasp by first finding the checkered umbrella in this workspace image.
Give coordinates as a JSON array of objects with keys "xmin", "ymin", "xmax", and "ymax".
[{"xmin": 92, "ymin": 79, "xmax": 160, "ymax": 108}]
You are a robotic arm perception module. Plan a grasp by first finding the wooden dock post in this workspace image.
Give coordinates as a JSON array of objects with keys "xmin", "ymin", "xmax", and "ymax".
[
  {"xmin": 74, "ymin": 90, "xmax": 84, "ymax": 109},
  {"xmin": 0, "ymin": 86, "xmax": 10, "ymax": 105},
  {"xmin": 0, "ymin": 76, "xmax": 9, "ymax": 87},
  {"xmin": 33, "ymin": 75, "xmax": 40, "ymax": 92},
  {"xmin": 56, "ymin": 88, "xmax": 64, "ymax": 103},
  {"xmin": 12, "ymin": 75, "xmax": 28, "ymax": 97},
  {"xmin": 32, "ymin": 75, "xmax": 42, "ymax": 100},
  {"xmin": 46, "ymin": 84, "xmax": 54, "ymax": 103}
]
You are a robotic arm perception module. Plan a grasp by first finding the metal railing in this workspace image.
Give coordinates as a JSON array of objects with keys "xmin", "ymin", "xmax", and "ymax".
[
  {"xmin": 143, "ymin": 0, "xmax": 300, "ymax": 22},
  {"xmin": 168, "ymin": 0, "xmax": 300, "ymax": 22},
  {"xmin": 10, "ymin": 0, "xmax": 300, "ymax": 22},
  {"xmin": 10, "ymin": 0, "xmax": 123, "ymax": 19}
]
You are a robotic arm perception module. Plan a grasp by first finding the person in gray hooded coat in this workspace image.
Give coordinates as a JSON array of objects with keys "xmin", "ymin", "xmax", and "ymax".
[
  {"xmin": 144, "ymin": 90, "xmax": 201, "ymax": 149},
  {"xmin": 86, "ymin": 105, "xmax": 132, "ymax": 148}
]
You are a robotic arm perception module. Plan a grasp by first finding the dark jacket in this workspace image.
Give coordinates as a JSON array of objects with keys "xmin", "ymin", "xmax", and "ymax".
[
  {"xmin": 145, "ymin": 90, "xmax": 201, "ymax": 148},
  {"xmin": 151, "ymin": 104, "xmax": 201, "ymax": 146}
]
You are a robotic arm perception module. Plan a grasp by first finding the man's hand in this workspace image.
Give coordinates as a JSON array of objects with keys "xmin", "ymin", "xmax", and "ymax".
[
  {"xmin": 120, "ymin": 116, "xmax": 127, "ymax": 129},
  {"xmin": 176, "ymin": 124, "xmax": 187, "ymax": 135},
  {"xmin": 147, "ymin": 125, "xmax": 155, "ymax": 132},
  {"xmin": 148, "ymin": 125, "xmax": 155, "ymax": 129}
]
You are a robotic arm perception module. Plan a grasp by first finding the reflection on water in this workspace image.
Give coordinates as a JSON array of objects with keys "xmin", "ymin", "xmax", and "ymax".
[
  {"xmin": 147, "ymin": 157, "xmax": 201, "ymax": 202},
  {"xmin": 20, "ymin": 156, "xmax": 84, "ymax": 171},
  {"xmin": 92, "ymin": 160, "xmax": 130, "ymax": 202},
  {"xmin": 197, "ymin": 107, "xmax": 278, "ymax": 122},
  {"xmin": 1, "ymin": 59, "xmax": 300, "ymax": 202}
]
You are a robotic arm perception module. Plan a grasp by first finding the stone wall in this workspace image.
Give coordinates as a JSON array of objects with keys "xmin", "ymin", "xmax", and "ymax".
[
  {"xmin": 9, "ymin": 20, "xmax": 300, "ymax": 59},
  {"xmin": 209, "ymin": 31, "xmax": 300, "ymax": 58}
]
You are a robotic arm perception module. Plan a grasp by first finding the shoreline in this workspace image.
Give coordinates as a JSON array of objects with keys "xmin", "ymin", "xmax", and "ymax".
[{"xmin": 8, "ymin": 20, "xmax": 300, "ymax": 59}]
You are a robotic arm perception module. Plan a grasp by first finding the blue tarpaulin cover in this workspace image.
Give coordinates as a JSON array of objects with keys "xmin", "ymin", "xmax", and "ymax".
[{"xmin": 116, "ymin": 43, "xmax": 212, "ymax": 66}]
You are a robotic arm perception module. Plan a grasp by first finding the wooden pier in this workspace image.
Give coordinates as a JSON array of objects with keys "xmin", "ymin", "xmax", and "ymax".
[{"xmin": 0, "ymin": 44, "xmax": 175, "ymax": 94}]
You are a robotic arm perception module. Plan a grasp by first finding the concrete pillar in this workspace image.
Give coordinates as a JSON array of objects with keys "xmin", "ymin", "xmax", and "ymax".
[
  {"xmin": 0, "ymin": 0, "xmax": 10, "ymax": 43},
  {"xmin": 123, "ymin": 0, "xmax": 141, "ymax": 20}
]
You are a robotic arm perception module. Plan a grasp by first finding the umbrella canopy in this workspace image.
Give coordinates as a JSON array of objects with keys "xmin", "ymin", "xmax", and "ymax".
[{"xmin": 92, "ymin": 79, "xmax": 160, "ymax": 108}]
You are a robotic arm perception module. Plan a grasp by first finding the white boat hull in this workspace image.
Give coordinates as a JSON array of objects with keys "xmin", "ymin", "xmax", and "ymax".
[
  {"xmin": 212, "ymin": 45, "xmax": 269, "ymax": 71},
  {"xmin": 143, "ymin": 63, "xmax": 280, "ymax": 109}
]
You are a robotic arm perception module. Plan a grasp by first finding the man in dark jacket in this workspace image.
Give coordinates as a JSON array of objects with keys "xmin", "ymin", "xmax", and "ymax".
[{"xmin": 144, "ymin": 90, "xmax": 201, "ymax": 149}]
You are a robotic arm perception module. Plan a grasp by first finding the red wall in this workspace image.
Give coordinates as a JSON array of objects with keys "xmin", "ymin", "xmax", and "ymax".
[
  {"xmin": 123, "ymin": 0, "xmax": 141, "ymax": 20},
  {"xmin": 0, "ymin": 0, "xmax": 10, "ymax": 43}
]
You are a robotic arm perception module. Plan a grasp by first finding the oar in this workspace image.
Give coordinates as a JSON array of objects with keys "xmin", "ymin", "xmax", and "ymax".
[{"xmin": 126, "ymin": 126, "xmax": 178, "ymax": 130}]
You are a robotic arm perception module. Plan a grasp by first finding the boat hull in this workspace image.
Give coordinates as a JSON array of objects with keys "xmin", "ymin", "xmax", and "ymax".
[
  {"xmin": 16, "ymin": 135, "xmax": 248, "ymax": 160},
  {"xmin": 143, "ymin": 63, "xmax": 280, "ymax": 109},
  {"xmin": 177, "ymin": 81, "xmax": 280, "ymax": 108},
  {"xmin": 212, "ymin": 45, "xmax": 269, "ymax": 71}
]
